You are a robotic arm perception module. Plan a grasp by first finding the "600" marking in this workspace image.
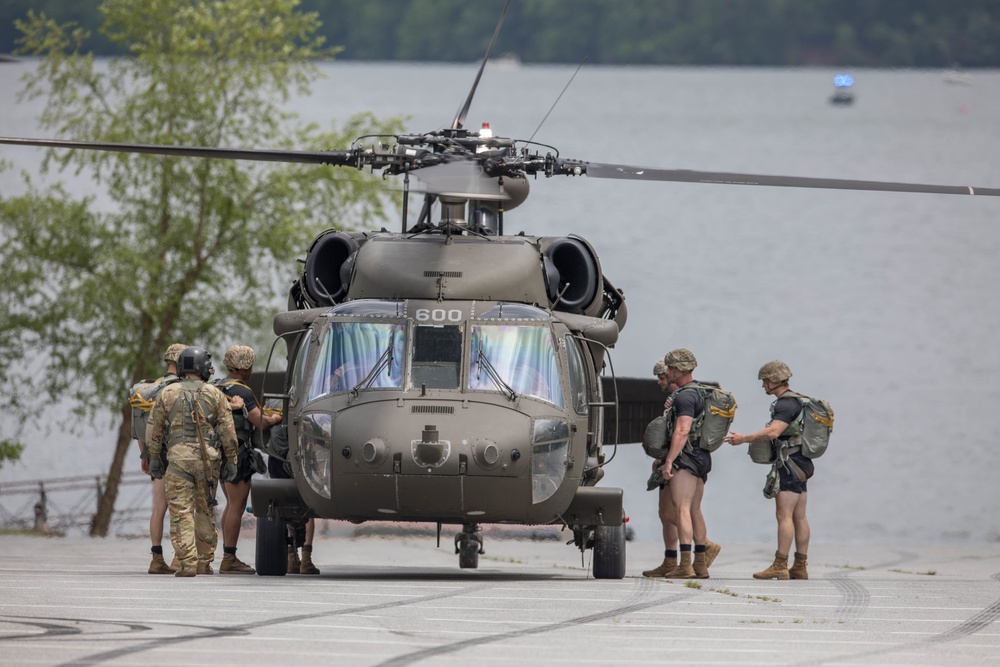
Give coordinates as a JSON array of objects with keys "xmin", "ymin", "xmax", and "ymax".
[{"xmin": 415, "ymin": 308, "xmax": 463, "ymax": 322}]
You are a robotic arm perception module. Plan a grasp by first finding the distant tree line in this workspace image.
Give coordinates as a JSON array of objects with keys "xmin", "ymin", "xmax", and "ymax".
[{"xmin": 3, "ymin": 0, "xmax": 999, "ymax": 67}]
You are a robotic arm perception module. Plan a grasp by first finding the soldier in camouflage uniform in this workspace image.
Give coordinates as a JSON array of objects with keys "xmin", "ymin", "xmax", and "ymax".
[{"xmin": 146, "ymin": 346, "xmax": 239, "ymax": 577}]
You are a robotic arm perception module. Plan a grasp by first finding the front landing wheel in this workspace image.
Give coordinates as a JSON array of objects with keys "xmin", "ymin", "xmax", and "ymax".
[{"xmin": 592, "ymin": 522, "xmax": 626, "ymax": 579}]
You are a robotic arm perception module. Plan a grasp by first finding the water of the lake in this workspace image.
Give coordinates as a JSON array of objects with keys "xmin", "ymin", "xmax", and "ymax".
[{"xmin": 2, "ymin": 60, "xmax": 999, "ymax": 546}]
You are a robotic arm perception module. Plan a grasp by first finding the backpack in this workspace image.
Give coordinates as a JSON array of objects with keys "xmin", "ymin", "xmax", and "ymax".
[
  {"xmin": 128, "ymin": 374, "xmax": 180, "ymax": 441},
  {"xmin": 783, "ymin": 391, "xmax": 834, "ymax": 459},
  {"xmin": 683, "ymin": 381, "xmax": 738, "ymax": 452}
]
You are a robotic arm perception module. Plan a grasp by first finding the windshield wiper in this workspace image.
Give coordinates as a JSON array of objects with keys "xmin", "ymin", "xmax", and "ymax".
[
  {"xmin": 350, "ymin": 332, "xmax": 396, "ymax": 397},
  {"xmin": 475, "ymin": 345, "xmax": 517, "ymax": 401}
]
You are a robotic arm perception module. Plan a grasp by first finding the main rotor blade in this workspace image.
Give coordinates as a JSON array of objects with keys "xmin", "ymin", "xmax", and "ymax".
[
  {"xmin": 584, "ymin": 162, "xmax": 1000, "ymax": 197},
  {"xmin": 451, "ymin": 0, "xmax": 510, "ymax": 130},
  {"xmin": 0, "ymin": 137, "xmax": 355, "ymax": 166}
]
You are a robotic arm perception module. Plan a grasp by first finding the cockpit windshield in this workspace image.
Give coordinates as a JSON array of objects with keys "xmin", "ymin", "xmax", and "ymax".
[
  {"xmin": 468, "ymin": 325, "xmax": 564, "ymax": 407},
  {"xmin": 307, "ymin": 321, "xmax": 404, "ymax": 401}
]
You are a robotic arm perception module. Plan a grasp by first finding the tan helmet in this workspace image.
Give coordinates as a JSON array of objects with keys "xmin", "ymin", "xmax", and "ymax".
[
  {"xmin": 652, "ymin": 359, "xmax": 666, "ymax": 376},
  {"xmin": 224, "ymin": 344, "xmax": 256, "ymax": 371},
  {"xmin": 163, "ymin": 343, "xmax": 188, "ymax": 364},
  {"xmin": 663, "ymin": 348, "xmax": 697, "ymax": 372},
  {"xmin": 758, "ymin": 360, "xmax": 792, "ymax": 383}
]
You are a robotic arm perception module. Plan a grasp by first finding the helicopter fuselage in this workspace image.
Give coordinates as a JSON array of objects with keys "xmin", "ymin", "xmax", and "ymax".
[{"xmin": 253, "ymin": 229, "xmax": 626, "ymax": 533}]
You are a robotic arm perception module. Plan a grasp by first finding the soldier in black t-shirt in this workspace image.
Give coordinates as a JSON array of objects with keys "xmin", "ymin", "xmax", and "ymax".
[
  {"xmin": 214, "ymin": 345, "xmax": 283, "ymax": 575},
  {"xmin": 658, "ymin": 348, "xmax": 716, "ymax": 580},
  {"xmin": 725, "ymin": 360, "xmax": 813, "ymax": 580}
]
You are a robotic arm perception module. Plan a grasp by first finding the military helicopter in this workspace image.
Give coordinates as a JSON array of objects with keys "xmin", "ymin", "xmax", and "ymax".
[{"xmin": 2, "ymin": 3, "xmax": 999, "ymax": 579}]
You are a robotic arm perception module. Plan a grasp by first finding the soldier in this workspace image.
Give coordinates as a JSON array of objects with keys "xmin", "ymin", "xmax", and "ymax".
[
  {"xmin": 725, "ymin": 361, "xmax": 813, "ymax": 580},
  {"xmin": 134, "ymin": 342, "xmax": 186, "ymax": 575},
  {"xmin": 213, "ymin": 345, "xmax": 282, "ymax": 575},
  {"xmin": 266, "ymin": 421, "xmax": 320, "ymax": 575},
  {"xmin": 644, "ymin": 356, "xmax": 721, "ymax": 578},
  {"xmin": 658, "ymin": 348, "xmax": 716, "ymax": 579},
  {"xmin": 146, "ymin": 346, "xmax": 239, "ymax": 577}
]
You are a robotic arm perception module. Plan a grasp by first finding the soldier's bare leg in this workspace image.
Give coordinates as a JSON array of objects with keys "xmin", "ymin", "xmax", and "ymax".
[
  {"xmin": 669, "ymin": 469, "xmax": 699, "ymax": 547},
  {"xmin": 691, "ymin": 477, "xmax": 707, "ymax": 546},
  {"xmin": 151, "ymin": 477, "xmax": 168, "ymax": 547},
  {"xmin": 791, "ymin": 491, "xmax": 809, "ymax": 554},
  {"xmin": 221, "ymin": 479, "xmax": 251, "ymax": 548},
  {"xmin": 775, "ymin": 491, "xmax": 799, "ymax": 556},
  {"xmin": 658, "ymin": 484, "xmax": 678, "ymax": 549}
]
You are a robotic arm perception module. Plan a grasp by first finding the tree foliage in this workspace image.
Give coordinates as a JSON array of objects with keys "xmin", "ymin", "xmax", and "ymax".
[
  {"xmin": 0, "ymin": 0, "xmax": 401, "ymax": 534},
  {"xmin": 4, "ymin": 0, "xmax": 1000, "ymax": 67}
]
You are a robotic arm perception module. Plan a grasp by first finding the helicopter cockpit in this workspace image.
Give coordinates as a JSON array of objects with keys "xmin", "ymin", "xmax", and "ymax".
[{"xmin": 300, "ymin": 300, "xmax": 575, "ymax": 408}]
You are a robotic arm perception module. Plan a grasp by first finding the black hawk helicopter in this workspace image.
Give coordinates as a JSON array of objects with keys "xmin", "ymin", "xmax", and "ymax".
[{"xmin": 2, "ymin": 3, "xmax": 998, "ymax": 579}]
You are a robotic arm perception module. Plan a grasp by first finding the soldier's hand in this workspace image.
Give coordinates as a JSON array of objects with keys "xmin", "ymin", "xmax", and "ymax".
[
  {"xmin": 141, "ymin": 458, "xmax": 150, "ymax": 475},
  {"xmin": 148, "ymin": 458, "xmax": 164, "ymax": 480},
  {"xmin": 221, "ymin": 460, "xmax": 238, "ymax": 483}
]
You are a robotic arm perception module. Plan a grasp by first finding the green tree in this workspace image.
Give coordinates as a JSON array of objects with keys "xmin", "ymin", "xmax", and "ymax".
[
  {"xmin": 0, "ymin": 0, "xmax": 402, "ymax": 536},
  {"xmin": 0, "ymin": 439, "xmax": 24, "ymax": 470}
]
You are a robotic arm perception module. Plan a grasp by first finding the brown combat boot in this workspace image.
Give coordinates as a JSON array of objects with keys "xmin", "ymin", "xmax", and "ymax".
[
  {"xmin": 148, "ymin": 552, "xmax": 176, "ymax": 575},
  {"xmin": 174, "ymin": 567, "xmax": 197, "ymax": 577},
  {"xmin": 705, "ymin": 539, "xmax": 722, "ymax": 568},
  {"xmin": 197, "ymin": 561, "xmax": 214, "ymax": 575},
  {"xmin": 299, "ymin": 547, "xmax": 320, "ymax": 575},
  {"xmin": 642, "ymin": 556, "xmax": 677, "ymax": 578},
  {"xmin": 692, "ymin": 551, "xmax": 710, "ymax": 579},
  {"xmin": 170, "ymin": 554, "xmax": 180, "ymax": 570},
  {"xmin": 753, "ymin": 551, "xmax": 790, "ymax": 580},
  {"xmin": 789, "ymin": 552, "xmax": 809, "ymax": 580},
  {"xmin": 663, "ymin": 551, "xmax": 696, "ymax": 579},
  {"xmin": 220, "ymin": 553, "xmax": 256, "ymax": 575},
  {"xmin": 288, "ymin": 548, "xmax": 301, "ymax": 574}
]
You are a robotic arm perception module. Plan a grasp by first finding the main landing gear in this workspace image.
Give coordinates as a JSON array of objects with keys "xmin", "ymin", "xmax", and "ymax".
[{"xmin": 455, "ymin": 522, "xmax": 485, "ymax": 569}]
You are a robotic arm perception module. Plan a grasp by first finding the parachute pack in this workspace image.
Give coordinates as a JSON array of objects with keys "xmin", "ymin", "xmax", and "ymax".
[
  {"xmin": 784, "ymin": 391, "xmax": 835, "ymax": 459},
  {"xmin": 641, "ymin": 412, "xmax": 670, "ymax": 459},
  {"xmin": 128, "ymin": 374, "xmax": 180, "ymax": 440},
  {"xmin": 641, "ymin": 381, "xmax": 737, "ymax": 456},
  {"xmin": 685, "ymin": 381, "xmax": 738, "ymax": 452}
]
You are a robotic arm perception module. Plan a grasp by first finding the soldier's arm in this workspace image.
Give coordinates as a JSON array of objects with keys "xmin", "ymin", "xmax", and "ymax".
[
  {"xmin": 726, "ymin": 420, "xmax": 788, "ymax": 446},
  {"xmin": 663, "ymin": 415, "xmax": 693, "ymax": 479},
  {"xmin": 216, "ymin": 406, "xmax": 239, "ymax": 464},
  {"xmin": 145, "ymin": 397, "xmax": 167, "ymax": 459}
]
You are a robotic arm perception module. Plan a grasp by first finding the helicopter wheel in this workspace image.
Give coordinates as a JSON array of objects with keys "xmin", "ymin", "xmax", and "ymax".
[
  {"xmin": 592, "ymin": 522, "xmax": 626, "ymax": 580},
  {"xmin": 455, "ymin": 523, "xmax": 484, "ymax": 569},
  {"xmin": 255, "ymin": 513, "xmax": 288, "ymax": 577}
]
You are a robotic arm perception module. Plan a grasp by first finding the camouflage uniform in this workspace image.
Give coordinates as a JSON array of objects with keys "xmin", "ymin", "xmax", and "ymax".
[{"xmin": 146, "ymin": 378, "xmax": 238, "ymax": 573}]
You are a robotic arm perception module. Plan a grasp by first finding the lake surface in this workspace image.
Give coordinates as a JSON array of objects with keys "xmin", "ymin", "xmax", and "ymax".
[{"xmin": 2, "ymin": 60, "xmax": 999, "ymax": 546}]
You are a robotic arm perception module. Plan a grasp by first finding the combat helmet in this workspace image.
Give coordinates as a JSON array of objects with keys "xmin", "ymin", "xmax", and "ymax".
[
  {"xmin": 163, "ymin": 343, "xmax": 188, "ymax": 364},
  {"xmin": 652, "ymin": 359, "xmax": 666, "ymax": 376},
  {"xmin": 758, "ymin": 360, "xmax": 792, "ymax": 383},
  {"xmin": 178, "ymin": 346, "xmax": 214, "ymax": 381},
  {"xmin": 663, "ymin": 348, "xmax": 697, "ymax": 372},
  {"xmin": 224, "ymin": 344, "xmax": 256, "ymax": 371}
]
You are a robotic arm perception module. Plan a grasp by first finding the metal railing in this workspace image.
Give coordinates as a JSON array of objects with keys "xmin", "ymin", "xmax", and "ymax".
[{"xmin": 0, "ymin": 471, "xmax": 153, "ymax": 536}]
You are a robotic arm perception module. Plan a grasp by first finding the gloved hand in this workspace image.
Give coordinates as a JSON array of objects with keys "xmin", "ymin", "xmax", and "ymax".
[
  {"xmin": 148, "ymin": 457, "xmax": 164, "ymax": 480},
  {"xmin": 221, "ymin": 460, "xmax": 238, "ymax": 483}
]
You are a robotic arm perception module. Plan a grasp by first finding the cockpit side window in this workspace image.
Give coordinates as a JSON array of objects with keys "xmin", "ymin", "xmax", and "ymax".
[
  {"xmin": 289, "ymin": 330, "xmax": 312, "ymax": 407},
  {"xmin": 307, "ymin": 321, "xmax": 404, "ymax": 401},
  {"xmin": 565, "ymin": 335, "xmax": 589, "ymax": 415},
  {"xmin": 412, "ymin": 325, "xmax": 463, "ymax": 389},
  {"xmin": 468, "ymin": 325, "xmax": 564, "ymax": 407}
]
